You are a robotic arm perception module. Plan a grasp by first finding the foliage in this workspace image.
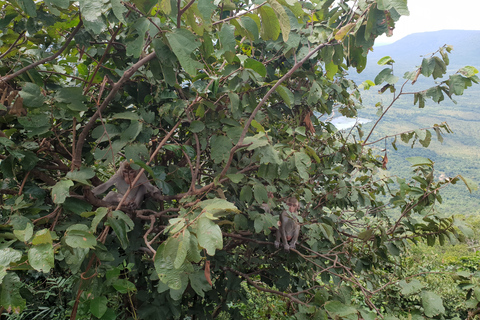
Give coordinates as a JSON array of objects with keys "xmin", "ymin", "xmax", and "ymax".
[{"xmin": 0, "ymin": 0, "xmax": 479, "ymax": 319}]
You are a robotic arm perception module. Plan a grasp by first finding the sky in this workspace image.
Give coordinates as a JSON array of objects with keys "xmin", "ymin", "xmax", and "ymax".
[{"xmin": 376, "ymin": 0, "xmax": 480, "ymax": 45}]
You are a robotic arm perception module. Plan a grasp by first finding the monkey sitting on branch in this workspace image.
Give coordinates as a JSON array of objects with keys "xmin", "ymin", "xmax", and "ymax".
[
  {"xmin": 275, "ymin": 197, "xmax": 301, "ymax": 252},
  {"xmin": 92, "ymin": 161, "xmax": 160, "ymax": 209}
]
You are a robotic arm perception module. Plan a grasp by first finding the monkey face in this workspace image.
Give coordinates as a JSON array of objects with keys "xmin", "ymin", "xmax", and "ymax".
[{"xmin": 122, "ymin": 164, "xmax": 138, "ymax": 186}]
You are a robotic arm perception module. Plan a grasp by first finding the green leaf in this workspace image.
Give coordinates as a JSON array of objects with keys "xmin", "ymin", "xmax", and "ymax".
[
  {"xmin": 459, "ymin": 174, "xmax": 478, "ymax": 193},
  {"xmin": 324, "ymin": 300, "xmax": 357, "ymax": 317},
  {"xmin": 189, "ymin": 270, "xmax": 211, "ymax": 298},
  {"xmin": 421, "ymin": 57, "xmax": 435, "ymax": 77},
  {"xmin": 111, "ymin": 0, "xmax": 127, "ymax": 23},
  {"xmin": 210, "ymin": 135, "xmax": 232, "ymax": 164},
  {"xmin": 19, "ymin": 83, "xmax": 45, "ymax": 108},
  {"xmin": 112, "ymin": 279, "xmax": 136, "ymax": 293},
  {"xmin": 195, "ymin": 217, "xmax": 223, "ymax": 256},
  {"xmin": 17, "ymin": 113, "xmax": 51, "ymax": 136},
  {"xmin": 377, "ymin": 0, "xmax": 409, "ymax": 15},
  {"xmin": 240, "ymin": 16, "xmax": 259, "ymax": 41},
  {"xmin": 130, "ymin": 0, "xmax": 156, "ymax": 14},
  {"xmin": 120, "ymin": 120, "xmax": 143, "ymax": 142},
  {"xmin": 406, "ymin": 157, "xmax": 433, "ymax": 167},
  {"xmin": 259, "ymin": 145, "xmax": 282, "ymax": 165},
  {"xmin": 90, "ymin": 296, "xmax": 108, "ymax": 318},
  {"xmin": 125, "ymin": 144, "xmax": 149, "ymax": 164},
  {"xmin": 449, "ymin": 74, "xmax": 469, "ymax": 95},
  {"xmin": 253, "ymin": 184, "xmax": 268, "ymax": 204},
  {"xmin": 65, "ymin": 225, "xmax": 97, "ymax": 249},
  {"xmin": 244, "ymin": 134, "xmax": 269, "ymax": 150},
  {"xmin": 28, "ymin": 243, "xmax": 54, "ymax": 273},
  {"xmin": 78, "ymin": 0, "xmax": 104, "ymax": 22},
  {"xmin": 374, "ymin": 68, "xmax": 398, "ymax": 85},
  {"xmin": 174, "ymin": 230, "xmax": 190, "ymax": 269},
  {"xmin": 18, "ymin": 0, "xmax": 37, "ymax": 17},
  {"xmin": 245, "ymin": 58, "xmax": 267, "ymax": 78},
  {"xmin": 432, "ymin": 56, "xmax": 447, "ymax": 79},
  {"xmin": 218, "ymin": 24, "xmax": 236, "ymax": 54},
  {"xmin": 421, "ymin": 291, "xmax": 445, "ymax": 317},
  {"xmin": 319, "ymin": 223, "xmax": 335, "ymax": 243},
  {"xmin": 200, "ymin": 199, "xmax": 240, "ymax": 219},
  {"xmin": 91, "ymin": 207, "xmax": 108, "ymax": 232},
  {"xmin": 357, "ymin": 229, "xmax": 373, "ymax": 241},
  {"xmin": 0, "ymin": 273, "xmax": 26, "ymax": 314},
  {"xmin": 325, "ymin": 61, "xmax": 338, "ymax": 80},
  {"xmin": 268, "ymin": 0, "xmax": 290, "ymax": 41},
  {"xmin": 11, "ymin": 216, "xmax": 34, "ymax": 242},
  {"xmin": 0, "ymin": 249, "xmax": 22, "ymax": 283},
  {"xmin": 66, "ymin": 167, "xmax": 95, "ymax": 185},
  {"xmin": 275, "ymin": 85, "xmax": 294, "ymax": 107},
  {"xmin": 399, "ymin": 279, "xmax": 424, "ymax": 295},
  {"xmin": 458, "ymin": 65, "xmax": 478, "ymax": 77},
  {"xmin": 55, "ymin": 87, "xmax": 87, "ymax": 111},
  {"xmin": 32, "ymin": 229, "xmax": 53, "ymax": 245},
  {"xmin": 426, "ymin": 86, "xmax": 444, "ymax": 103},
  {"xmin": 226, "ymin": 173, "xmax": 244, "ymax": 183},
  {"xmin": 294, "ymin": 151, "xmax": 311, "ymax": 181},
  {"xmin": 240, "ymin": 185, "xmax": 253, "ymax": 203},
  {"xmin": 377, "ymin": 56, "xmax": 395, "ymax": 66},
  {"xmin": 335, "ymin": 23, "xmax": 355, "ymax": 41},
  {"xmin": 390, "ymin": 0, "xmax": 409, "ymax": 15},
  {"xmin": 165, "ymin": 29, "xmax": 203, "ymax": 75},
  {"xmin": 190, "ymin": 120, "xmax": 205, "ymax": 133},
  {"xmin": 51, "ymin": 179, "xmax": 74, "ymax": 204},
  {"xmin": 259, "ymin": 6, "xmax": 280, "ymax": 40},
  {"xmin": 109, "ymin": 211, "xmax": 134, "ymax": 244}
]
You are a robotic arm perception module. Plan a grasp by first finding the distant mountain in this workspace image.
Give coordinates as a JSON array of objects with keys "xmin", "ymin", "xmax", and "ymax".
[
  {"xmin": 349, "ymin": 30, "xmax": 480, "ymax": 215},
  {"xmin": 352, "ymin": 30, "xmax": 480, "ymax": 81}
]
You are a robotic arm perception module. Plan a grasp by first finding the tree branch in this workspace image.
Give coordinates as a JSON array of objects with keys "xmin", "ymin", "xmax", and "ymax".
[
  {"xmin": 1, "ymin": 21, "xmax": 83, "ymax": 82},
  {"xmin": 72, "ymin": 51, "xmax": 157, "ymax": 168}
]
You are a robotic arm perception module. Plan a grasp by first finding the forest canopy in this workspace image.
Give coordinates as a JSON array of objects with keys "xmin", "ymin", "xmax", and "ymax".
[{"xmin": 0, "ymin": 0, "xmax": 479, "ymax": 319}]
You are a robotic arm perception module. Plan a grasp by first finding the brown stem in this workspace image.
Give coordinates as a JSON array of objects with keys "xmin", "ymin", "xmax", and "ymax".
[
  {"xmin": 0, "ymin": 32, "xmax": 25, "ymax": 60},
  {"xmin": 363, "ymin": 79, "xmax": 409, "ymax": 145},
  {"xmin": 177, "ymin": 0, "xmax": 196, "ymax": 28},
  {"xmin": 83, "ymin": 23, "xmax": 123, "ymax": 94},
  {"xmin": 72, "ymin": 51, "xmax": 157, "ymax": 168},
  {"xmin": 219, "ymin": 39, "xmax": 337, "ymax": 179},
  {"xmin": 1, "ymin": 21, "xmax": 83, "ymax": 82}
]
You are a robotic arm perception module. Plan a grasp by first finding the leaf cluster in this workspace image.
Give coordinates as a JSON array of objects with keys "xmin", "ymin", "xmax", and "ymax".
[{"xmin": 0, "ymin": 0, "xmax": 478, "ymax": 319}]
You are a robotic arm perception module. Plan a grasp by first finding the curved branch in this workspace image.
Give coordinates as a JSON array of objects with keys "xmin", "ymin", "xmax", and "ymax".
[
  {"xmin": 0, "ymin": 31, "xmax": 25, "ymax": 60},
  {"xmin": 219, "ymin": 39, "xmax": 338, "ymax": 178},
  {"xmin": 72, "ymin": 51, "xmax": 157, "ymax": 168},
  {"xmin": 1, "ymin": 21, "xmax": 83, "ymax": 82}
]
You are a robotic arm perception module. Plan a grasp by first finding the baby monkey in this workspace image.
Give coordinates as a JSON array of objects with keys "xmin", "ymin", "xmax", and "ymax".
[
  {"xmin": 92, "ymin": 161, "xmax": 159, "ymax": 209},
  {"xmin": 275, "ymin": 197, "xmax": 300, "ymax": 252}
]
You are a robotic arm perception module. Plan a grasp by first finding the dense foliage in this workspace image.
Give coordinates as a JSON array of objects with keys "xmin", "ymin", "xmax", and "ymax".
[{"xmin": 0, "ymin": 0, "xmax": 479, "ymax": 319}]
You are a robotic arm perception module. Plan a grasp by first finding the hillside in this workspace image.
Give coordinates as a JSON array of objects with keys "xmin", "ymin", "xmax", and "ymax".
[
  {"xmin": 349, "ymin": 30, "xmax": 480, "ymax": 215},
  {"xmin": 354, "ymin": 29, "xmax": 480, "ymax": 81}
]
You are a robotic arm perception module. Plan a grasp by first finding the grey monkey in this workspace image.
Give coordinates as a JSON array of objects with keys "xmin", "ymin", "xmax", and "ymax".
[
  {"xmin": 275, "ymin": 197, "xmax": 300, "ymax": 251},
  {"xmin": 92, "ymin": 161, "xmax": 160, "ymax": 209}
]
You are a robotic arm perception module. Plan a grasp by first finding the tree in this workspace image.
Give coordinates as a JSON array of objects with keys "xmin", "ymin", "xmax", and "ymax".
[{"xmin": 0, "ymin": 0, "xmax": 478, "ymax": 318}]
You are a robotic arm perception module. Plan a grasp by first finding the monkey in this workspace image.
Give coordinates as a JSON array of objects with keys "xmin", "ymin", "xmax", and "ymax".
[
  {"xmin": 92, "ymin": 161, "xmax": 160, "ymax": 209},
  {"xmin": 275, "ymin": 197, "xmax": 301, "ymax": 252}
]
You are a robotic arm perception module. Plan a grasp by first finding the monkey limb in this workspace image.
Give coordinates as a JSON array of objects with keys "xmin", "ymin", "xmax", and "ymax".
[
  {"xmin": 92, "ymin": 161, "xmax": 160, "ymax": 209},
  {"xmin": 275, "ymin": 197, "xmax": 300, "ymax": 252}
]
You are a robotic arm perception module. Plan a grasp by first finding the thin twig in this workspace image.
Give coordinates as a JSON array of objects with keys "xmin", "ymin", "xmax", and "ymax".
[{"xmin": 1, "ymin": 21, "xmax": 83, "ymax": 82}]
